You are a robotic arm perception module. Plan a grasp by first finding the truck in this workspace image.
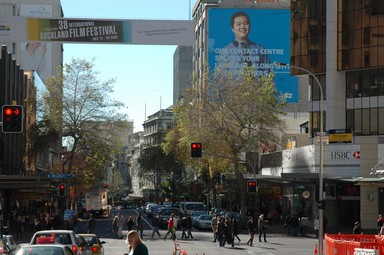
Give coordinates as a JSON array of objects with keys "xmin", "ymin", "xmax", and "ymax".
[{"xmin": 84, "ymin": 188, "xmax": 109, "ymax": 218}]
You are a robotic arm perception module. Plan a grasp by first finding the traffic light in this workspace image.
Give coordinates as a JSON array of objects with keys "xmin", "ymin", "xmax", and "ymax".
[
  {"xmin": 103, "ymin": 183, "xmax": 109, "ymax": 189},
  {"xmin": 58, "ymin": 183, "xmax": 66, "ymax": 197},
  {"xmin": 191, "ymin": 142, "xmax": 202, "ymax": 158},
  {"xmin": 1, "ymin": 105, "xmax": 23, "ymax": 133},
  {"xmin": 247, "ymin": 180, "xmax": 257, "ymax": 193}
]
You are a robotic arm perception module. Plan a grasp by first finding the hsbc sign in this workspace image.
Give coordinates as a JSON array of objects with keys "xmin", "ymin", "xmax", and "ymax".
[{"xmin": 329, "ymin": 151, "xmax": 360, "ymax": 160}]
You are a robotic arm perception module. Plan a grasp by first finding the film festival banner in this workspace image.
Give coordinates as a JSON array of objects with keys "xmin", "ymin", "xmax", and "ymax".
[
  {"xmin": 207, "ymin": 9, "xmax": 298, "ymax": 103},
  {"xmin": 0, "ymin": 16, "xmax": 194, "ymax": 46}
]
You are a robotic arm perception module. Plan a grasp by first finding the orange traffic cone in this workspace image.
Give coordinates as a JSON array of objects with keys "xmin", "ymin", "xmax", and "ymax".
[{"xmin": 313, "ymin": 244, "xmax": 318, "ymax": 255}]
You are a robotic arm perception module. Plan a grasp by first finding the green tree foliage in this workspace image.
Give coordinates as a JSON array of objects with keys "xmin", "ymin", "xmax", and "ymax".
[
  {"xmin": 38, "ymin": 58, "xmax": 131, "ymax": 187},
  {"xmin": 163, "ymin": 66, "xmax": 287, "ymax": 213}
]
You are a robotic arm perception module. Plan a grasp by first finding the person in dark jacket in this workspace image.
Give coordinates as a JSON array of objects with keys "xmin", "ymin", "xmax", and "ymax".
[
  {"xmin": 127, "ymin": 216, "xmax": 135, "ymax": 231},
  {"xmin": 232, "ymin": 216, "xmax": 241, "ymax": 245},
  {"xmin": 353, "ymin": 221, "xmax": 361, "ymax": 234},
  {"xmin": 246, "ymin": 216, "xmax": 255, "ymax": 246},
  {"xmin": 187, "ymin": 216, "xmax": 193, "ymax": 239},
  {"xmin": 126, "ymin": 230, "xmax": 148, "ymax": 255},
  {"xmin": 217, "ymin": 217, "xmax": 226, "ymax": 247},
  {"xmin": 258, "ymin": 214, "xmax": 267, "ymax": 242}
]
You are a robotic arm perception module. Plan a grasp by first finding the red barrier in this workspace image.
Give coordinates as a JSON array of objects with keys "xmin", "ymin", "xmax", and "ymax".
[{"xmin": 325, "ymin": 233, "xmax": 384, "ymax": 255}]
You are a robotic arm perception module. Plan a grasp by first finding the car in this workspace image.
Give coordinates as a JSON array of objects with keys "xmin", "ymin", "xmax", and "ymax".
[
  {"xmin": 0, "ymin": 243, "xmax": 14, "ymax": 255},
  {"xmin": 156, "ymin": 207, "xmax": 181, "ymax": 228},
  {"xmin": 77, "ymin": 234, "xmax": 105, "ymax": 255},
  {"xmin": 15, "ymin": 245, "xmax": 74, "ymax": 255},
  {"xmin": 75, "ymin": 235, "xmax": 92, "ymax": 255},
  {"xmin": 194, "ymin": 214, "xmax": 214, "ymax": 230},
  {"xmin": 30, "ymin": 230, "xmax": 85, "ymax": 255},
  {"xmin": 191, "ymin": 211, "xmax": 208, "ymax": 224},
  {"xmin": 180, "ymin": 202, "xmax": 206, "ymax": 216},
  {"xmin": 2, "ymin": 235, "xmax": 21, "ymax": 252},
  {"xmin": 144, "ymin": 203, "xmax": 157, "ymax": 215}
]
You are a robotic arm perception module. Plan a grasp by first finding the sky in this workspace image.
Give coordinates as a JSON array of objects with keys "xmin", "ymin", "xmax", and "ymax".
[{"xmin": 60, "ymin": 0, "xmax": 195, "ymax": 132}]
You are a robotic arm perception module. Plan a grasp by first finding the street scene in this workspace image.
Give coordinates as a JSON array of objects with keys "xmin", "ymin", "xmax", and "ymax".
[{"xmin": 2, "ymin": 0, "xmax": 384, "ymax": 255}]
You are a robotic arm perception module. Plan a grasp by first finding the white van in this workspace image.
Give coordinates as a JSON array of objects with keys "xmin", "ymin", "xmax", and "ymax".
[{"xmin": 181, "ymin": 202, "xmax": 205, "ymax": 216}]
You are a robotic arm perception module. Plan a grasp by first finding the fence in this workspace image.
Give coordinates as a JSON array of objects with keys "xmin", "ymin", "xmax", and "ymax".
[{"xmin": 325, "ymin": 233, "xmax": 384, "ymax": 255}]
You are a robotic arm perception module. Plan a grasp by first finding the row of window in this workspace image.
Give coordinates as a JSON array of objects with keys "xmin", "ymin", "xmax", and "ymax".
[{"xmin": 346, "ymin": 69, "xmax": 384, "ymax": 97}]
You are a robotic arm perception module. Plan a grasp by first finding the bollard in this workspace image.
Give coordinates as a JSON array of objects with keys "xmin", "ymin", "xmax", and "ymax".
[{"xmin": 313, "ymin": 243, "xmax": 318, "ymax": 255}]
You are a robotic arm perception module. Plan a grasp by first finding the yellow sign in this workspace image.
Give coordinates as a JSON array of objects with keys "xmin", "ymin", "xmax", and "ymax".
[{"xmin": 329, "ymin": 133, "xmax": 352, "ymax": 143}]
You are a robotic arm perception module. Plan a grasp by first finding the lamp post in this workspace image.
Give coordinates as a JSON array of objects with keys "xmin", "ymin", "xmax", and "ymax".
[{"xmin": 274, "ymin": 62, "xmax": 325, "ymax": 255}]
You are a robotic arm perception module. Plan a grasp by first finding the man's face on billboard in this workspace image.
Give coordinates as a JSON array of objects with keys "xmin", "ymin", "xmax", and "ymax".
[{"xmin": 232, "ymin": 15, "xmax": 250, "ymax": 42}]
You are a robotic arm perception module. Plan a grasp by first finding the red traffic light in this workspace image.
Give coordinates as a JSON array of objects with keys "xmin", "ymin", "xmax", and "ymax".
[
  {"xmin": 2, "ymin": 105, "xmax": 23, "ymax": 133},
  {"xmin": 247, "ymin": 180, "xmax": 257, "ymax": 193},
  {"xmin": 58, "ymin": 183, "xmax": 66, "ymax": 197},
  {"xmin": 191, "ymin": 142, "xmax": 202, "ymax": 158}
]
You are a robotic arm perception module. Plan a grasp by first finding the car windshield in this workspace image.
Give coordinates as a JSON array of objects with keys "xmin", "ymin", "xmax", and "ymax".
[
  {"xmin": 17, "ymin": 247, "xmax": 64, "ymax": 255},
  {"xmin": 200, "ymin": 215, "xmax": 213, "ymax": 220},
  {"xmin": 185, "ymin": 203, "xmax": 205, "ymax": 211},
  {"xmin": 160, "ymin": 208, "xmax": 178, "ymax": 215}
]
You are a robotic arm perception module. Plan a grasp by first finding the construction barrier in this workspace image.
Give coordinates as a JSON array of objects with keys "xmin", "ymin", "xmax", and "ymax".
[{"xmin": 325, "ymin": 233, "xmax": 384, "ymax": 255}]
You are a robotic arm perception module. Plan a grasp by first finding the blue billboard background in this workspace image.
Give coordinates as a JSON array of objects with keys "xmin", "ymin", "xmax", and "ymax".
[{"xmin": 208, "ymin": 8, "xmax": 298, "ymax": 103}]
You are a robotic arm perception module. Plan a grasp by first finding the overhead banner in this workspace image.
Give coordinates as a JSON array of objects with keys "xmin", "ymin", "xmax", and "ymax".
[{"xmin": 0, "ymin": 16, "xmax": 194, "ymax": 46}]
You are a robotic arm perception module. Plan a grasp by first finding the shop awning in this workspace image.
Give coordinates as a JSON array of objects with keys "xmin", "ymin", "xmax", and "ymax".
[
  {"xmin": 341, "ymin": 177, "xmax": 384, "ymax": 186},
  {"xmin": 0, "ymin": 176, "xmax": 51, "ymax": 189}
]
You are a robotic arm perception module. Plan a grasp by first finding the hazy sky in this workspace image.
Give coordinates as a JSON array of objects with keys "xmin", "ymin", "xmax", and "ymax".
[{"xmin": 61, "ymin": 0, "xmax": 195, "ymax": 131}]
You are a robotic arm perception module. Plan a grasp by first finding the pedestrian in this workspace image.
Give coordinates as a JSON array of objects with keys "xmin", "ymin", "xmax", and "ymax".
[
  {"xmin": 314, "ymin": 216, "xmax": 319, "ymax": 238},
  {"xmin": 353, "ymin": 221, "xmax": 361, "ymax": 234},
  {"xmin": 232, "ymin": 216, "xmax": 241, "ymax": 244},
  {"xmin": 300, "ymin": 216, "xmax": 309, "ymax": 237},
  {"xmin": 117, "ymin": 213, "xmax": 125, "ymax": 238},
  {"xmin": 258, "ymin": 214, "xmax": 267, "ymax": 242},
  {"xmin": 180, "ymin": 216, "xmax": 188, "ymax": 239},
  {"xmin": 127, "ymin": 216, "xmax": 135, "ymax": 232},
  {"xmin": 136, "ymin": 213, "xmax": 144, "ymax": 239},
  {"xmin": 224, "ymin": 216, "xmax": 233, "ymax": 246},
  {"xmin": 211, "ymin": 214, "xmax": 219, "ymax": 242},
  {"xmin": 186, "ymin": 215, "xmax": 193, "ymax": 239},
  {"xmin": 151, "ymin": 213, "xmax": 161, "ymax": 239},
  {"xmin": 112, "ymin": 215, "xmax": 118, "ymax": 239},
  {"xmin": 378, "ymin": 214, "xmax": 384, "ymax": 234},
  {"xmin": 125, "ymin": 230, "xmax": 149, "ymax": 255},
  {"xmin": 246, "ymin": 216, "xmax": 255, "ymax": 246},
  {"xmin": 87, "ymin": 214, "xmax": 97, "ymax": 234},
  {"xmin": 289, "ymin": 214, "xmax": 299, "ymax": 236},
  {"xmin": 163, "ymin": 213, "xmax": 176, "ymax": 241},
  {"xmin": 34, "ymin": 214, "xmax": 42, "ymax": 232},
  {"xmin": 217, "ymin": 217, "xmax": 226, "ymax": 247}
]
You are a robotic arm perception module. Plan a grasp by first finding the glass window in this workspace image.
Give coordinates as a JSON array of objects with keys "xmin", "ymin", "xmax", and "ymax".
[
  {"xmin": 346, "ymin": 109, "xmax": 354, "ymax": 131},
  {"xmin": 379, "ymin": 108, "xmax": 384, "ymax": 134},
  {"xmin": 354, "ymin": 109, "xmax": 362, "ymax": 135},
  {"xmin": 362, "ymin": 108, "xmax": 370, "ymax": 135},
  {"xmin": 370, "ymin": 108, "xmax": 378, "ymax": 134}
]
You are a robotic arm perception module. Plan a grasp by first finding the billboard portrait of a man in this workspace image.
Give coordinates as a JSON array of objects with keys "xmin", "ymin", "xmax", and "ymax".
[
  {"xmin": 208, "ymin": 8, "xmax": 298, "ymax": 103},
  {"xmin": 215, "ymin": 11, "xmax": 271, "ymax": 77}
]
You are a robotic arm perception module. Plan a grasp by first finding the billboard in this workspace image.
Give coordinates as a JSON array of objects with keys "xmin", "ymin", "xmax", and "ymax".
[
  {"xmin": 0, "ymin": 16, "xmax": 194, "ymax": 46},
  {"xmin": 207, "ymin": 8, "xmax": 298, "ymax": 103}
]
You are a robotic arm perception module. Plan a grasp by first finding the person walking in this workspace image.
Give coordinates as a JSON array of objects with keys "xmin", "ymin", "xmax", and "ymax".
[
  {"xmin": 87, "ymin": 214, "xmax": 97, "ymax": 234},
  {"xmin": 314, "ymin": 216, "xmax": 320, "ymax": 238},
  {"xmin": 112, "ymin": 215, "xmax": 119, "ymax": 239},
  {"xmin": 163, "ymin": 213, "xmax": 176, "ymax": 241},
  {"xmin": 117, "ymin": 213, "xmax": 125, "ymax": 238},
  {"xmin": 151, "ymin": 213, "xmax": 161, "ymax": 239},
  {"xmin": 224, "ymin": 216, "xmax": 233, "ymax": 246},
  {"xmin": 217, "ymin": 217, "xmax": 226, "ymax": 247},
  {"xmin": 180, "ymin": 216, "xmax": 188, "ymax": 239},
  {"xmin": 246, "ymin": 216, "xmax": 255, "ymax": 246},
  {"xmin": 211, "ymin": 214, "xmax": 219, "ymax": 242},
  {"xmin": 353, "ymin": 221, "xmax": 361, "ymax": 234},
  {"xmin": 186, "ymin": 215, "xmax": 193, "ymax": 239},
  {"xmin": 258, "ymin": 214, "xmax": 267, "ymax": 242},
  {"xmin": 232, "ymin": 216, "xmax": 241, "ymax": 245},
  {"xmin": 127, "ymin": 216, "xmax": 135, "ymax": 232},
  {"xmin": 136, "ymin": 214, "xmax": 144, "ymax": 239}
]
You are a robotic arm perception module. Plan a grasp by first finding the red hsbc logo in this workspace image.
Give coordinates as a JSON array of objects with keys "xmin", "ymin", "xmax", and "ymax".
[{"xmin": 330, "ymin": 151, "xmax": 361, "ymax": 160}]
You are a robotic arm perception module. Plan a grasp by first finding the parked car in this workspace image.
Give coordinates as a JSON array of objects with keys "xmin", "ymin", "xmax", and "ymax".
[
  {"xmin": 77, "ymin": 234, "xmax": 105, "ymax": 255},
  {"xmin": 15, "ymin": 245, "xmax": 74, "ymax": 255},
  {"xmin": 191, "ymin": 211, "xmax": 208, "ymax": 224},
  {"xmin": 2, "ymin": 235, "xmax": 21, "ymax": 252},
  {"xmin": 30, "ymin": 230, "xmax": 85, "ymax": 255},
  {"xmin": 180, "ymin": 202, "xmax": 206, "ymax": 216},
  {"xmin": 194, "ymin": 215, "xmax": 214, "ymax": 230},
  {"xmin": 156, "ymin": 207, "xmax": 181, "ymax": 228}
]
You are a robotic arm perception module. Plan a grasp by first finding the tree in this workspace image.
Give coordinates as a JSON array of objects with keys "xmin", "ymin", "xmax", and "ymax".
[
  {"xmin": 39, "ymin": 58, "xmax": 131, "ymax": 188},
  {"xmin": 163, "ymin": 66, "xmax": 287, "ymax": 214}
]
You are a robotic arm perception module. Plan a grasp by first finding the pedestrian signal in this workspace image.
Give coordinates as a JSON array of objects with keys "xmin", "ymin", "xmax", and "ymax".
[
  {"xmin": 191, "ymin": 142, "xmax": 202, "ymax": 158},
  {"xmin": 247, "ymin": 180, "xmax": 257, "ymax": 193}
]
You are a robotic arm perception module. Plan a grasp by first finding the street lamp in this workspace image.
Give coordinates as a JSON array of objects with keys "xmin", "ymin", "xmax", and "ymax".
[{"xmin": 274, "ymin": 62, "xmax": 325, "ymax": 255}]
